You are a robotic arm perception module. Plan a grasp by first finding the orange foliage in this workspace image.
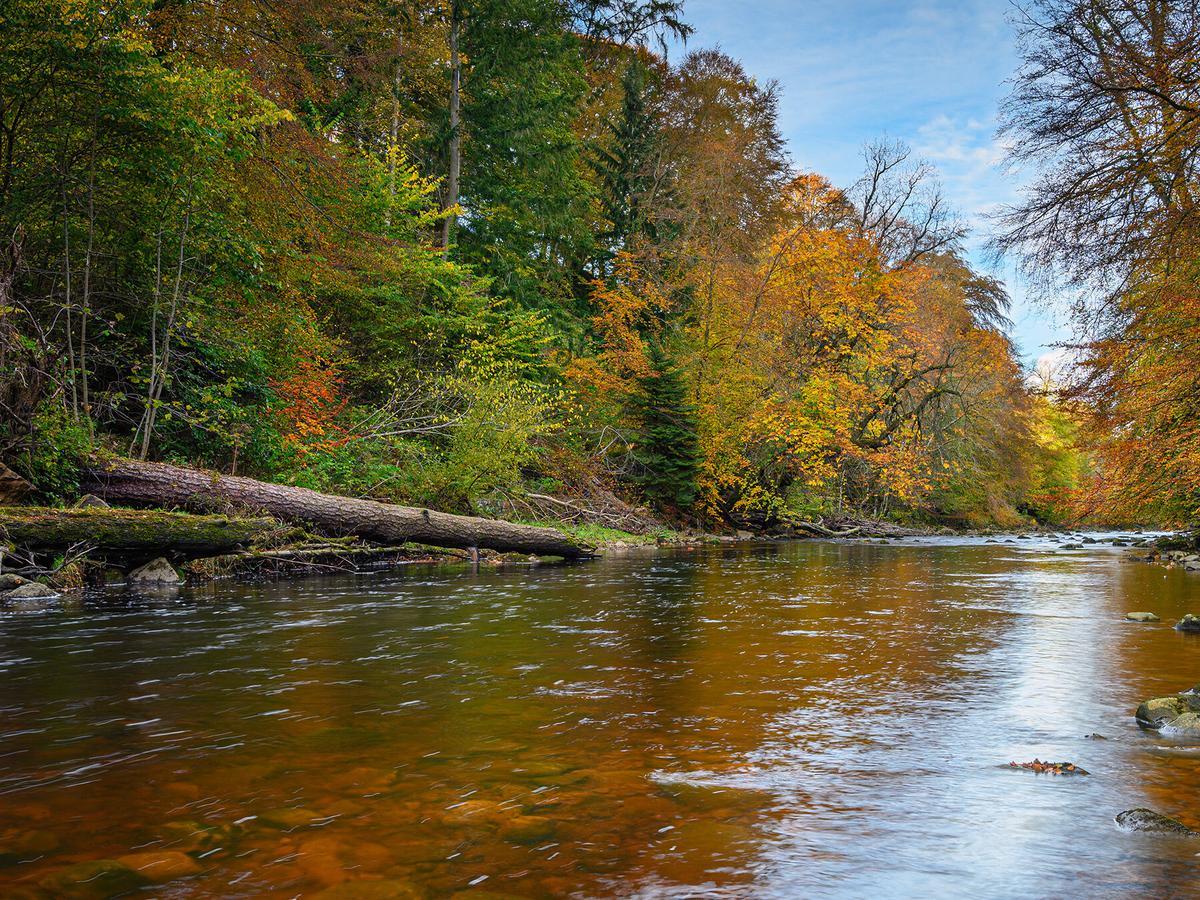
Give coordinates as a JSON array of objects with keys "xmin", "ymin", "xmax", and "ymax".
[{"xmin": 270, "ymin": 355, "xmax": 349, "ymax": 456}]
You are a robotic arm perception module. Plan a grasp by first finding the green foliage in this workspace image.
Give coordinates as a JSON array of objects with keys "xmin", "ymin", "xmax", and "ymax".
[
  {"xmin": 454, "ymin": 0, "xmax": 595, "ymax": 320},
  {"xmin": 629, "ymin": 342, "xmax": 699, "ymax": 510},
  {"xmin": 15, "ymin": 404, "xmax": 95, "ymax": 505}
]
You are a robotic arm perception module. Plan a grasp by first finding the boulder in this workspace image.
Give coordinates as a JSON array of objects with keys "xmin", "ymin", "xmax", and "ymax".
[
  {"xmin": 127, "ymin": 556, "xmax": 181, "ymax": 586},
  {"xmin": 0, "ymin": 573, "xmax": 30, "ymax": 591},
  {"xmin": 1176, "ymin": 614, "xmax": 1200, "ymax": 633},
  {"xmin": 1135, "ymin": 696, "xmax": 1192, "ymax": 729},
  {"xmin": 4, "ymin": 582, "xmax": 60, "ymax": 601},
  {"xmin": 1115, "ymin": 808, "xmax": 1197, "ymax": 835},
  {"xmin": 1161, "ymin": 712, "xmax": 1200, "ymax": 738},
  {"xmin": 1125, "ymin": 612, "xmax": 1160, "ymax": 622}
]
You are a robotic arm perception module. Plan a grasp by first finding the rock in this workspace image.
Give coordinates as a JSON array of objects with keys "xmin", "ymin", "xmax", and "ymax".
[
  {"xmin": 1125, "ymin": 612, "xmax": 1160, "ymax": 622},
  {"xmin": 499, "ymin": 815, "xmax": 556, "ymax": 844},
  {"xmin": 0, "ymin": 828, "xmax": 59, "ymax": 865},
  {"xmin": 0, "ymin": 463, "xmax": 33, "ymax": 504},
  {"xmin": 442, "ymin": 799, "xmax": 508, "ymax": 826},
  {"xmin": 1176, "ymin": 615, "xmax": 1200, "ymax": 633},
  {"xmin": 4, "ymin": 581, "xmax": 60, "ymax": 601},
  {"xmin": 1161, "ymin": 712, "xmax": 1200, "ymax": 738},
  {"xmin": 73, "ymin": 494, "xmax": 110, "ymax": 509},
  {"xmin": 1115, "ymin": 808, "xmax": 1197, "ymax": 835},
  {"xmin": 160, "ymin": 819, "xmax": 242, "ymax": 853},
  {"xmin": 313, "ymin": 880, "xmax": 425, "ymax": 899},
  {"xmin": 656, "ymin": 780, "xmax": 772, "ymax": 812},
  {"xmin": 38, "ymin": 859, "xmax": 148, "ymax": 899},
  {"xmin": 116, "ymin": 850, "xmax": 202, "ymax": 882},
  {"xmin": 257, "ymin": 807, "xmax": 324, "ymax": 831},
  {"xmin": 1135, "ymin": 696, "xmax": 1191, "ymax": 729},
  {"xmin": 1061, "ymin": 543, "xmax": 1084, "ymax": 549},
  {"xmin": 0, "ymin": 573, "xmax": 30, "ymax": 591},
  {"xmin": 127, "ymin": 556, "xmax": 181, "ymax": 586}
]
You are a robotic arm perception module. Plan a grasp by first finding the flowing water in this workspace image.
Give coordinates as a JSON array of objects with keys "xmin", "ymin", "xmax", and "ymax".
[{"xmin": 3, "ymin": 535, "xmax": 1200, "ymax": 898}]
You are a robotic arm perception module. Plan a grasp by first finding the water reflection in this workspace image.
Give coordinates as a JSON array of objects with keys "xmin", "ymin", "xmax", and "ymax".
[{"xmin": 2, "ymin": 535, "xmax": 1199, "ymax": 897}]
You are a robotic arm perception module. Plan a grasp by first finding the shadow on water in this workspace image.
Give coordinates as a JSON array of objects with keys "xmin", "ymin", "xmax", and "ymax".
[{"xmin": 2, "ymin": 535, "xmax": 1200, "ymax": 897}]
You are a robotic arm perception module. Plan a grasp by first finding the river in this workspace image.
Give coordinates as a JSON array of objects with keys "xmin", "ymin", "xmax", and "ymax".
[{"xmin": 2, "ymin": 535, "xmax": 1199, "ymax": 898}]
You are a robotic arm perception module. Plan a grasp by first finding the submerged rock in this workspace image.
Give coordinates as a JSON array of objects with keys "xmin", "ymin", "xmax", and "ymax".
[
  {"xmin": 499, "ymin": 815, "xmax": 556, "ymax": 844},
  {"xmin": 1125, "ymin": 612, "xmax": 1160, "ymax": 622},
  {"xmin": 656, "ymin": 780, "xmax": 773, "ymax": 812},
  {"xmin": 38, "ymin": 859, "xmax": 147, "ymax": 899},
  {"xmin": 160, "ymin": 819, "xmax": 242, "ymax": 854},
  {"xmin": 0, "ymin": 828, "xmax": 59, "ymax": 865},
  {"xmin": 128, "ymin": 556, "xmax": 181, "ymax": 586},
  {"xmin": 1115, "ymin": 808, "xmax": 1197, "ymax": 835},
  {"xmin": 257, "ymin": 807, "xmax": 325, "ymax": 831},
  {"xmin": 116, "ymin": 850, "xmax": 202, "ymax": 882},
  {"xmin": 313, "ymin": 880, "xmax": 424, "ymax": 899}
]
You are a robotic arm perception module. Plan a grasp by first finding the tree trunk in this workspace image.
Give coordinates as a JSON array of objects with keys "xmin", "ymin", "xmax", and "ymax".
[
  {"xmin": 438, "ymin": 0, "xmax": 462, "ymax": 254},
  {"xmin": 81, "ymin": 458, "xmax": 592, "ymax": 558},
  {"xmin": 0, "ymin": 507, "xmax": 278, "ymax": 557}
]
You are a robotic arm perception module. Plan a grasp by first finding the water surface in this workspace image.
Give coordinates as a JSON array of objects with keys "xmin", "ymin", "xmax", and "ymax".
[{"xmin": 3, "ymin": 535, "xmax": 1200, "ymax": 897}]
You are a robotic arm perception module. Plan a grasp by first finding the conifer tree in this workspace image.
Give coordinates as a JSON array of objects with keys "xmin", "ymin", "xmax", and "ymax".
[{"xmin": 629, "ymin": 340, "xmax": 699, "ymax": 509}]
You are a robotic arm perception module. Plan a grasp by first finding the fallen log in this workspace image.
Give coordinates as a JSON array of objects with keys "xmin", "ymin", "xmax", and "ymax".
[
  {"xmin": 0, "ymin": 507, "xmax": 279, "ymax": 558},
  {"xmin": 81, "ymin": 458, "xmax": 593, "ymax": 559}
]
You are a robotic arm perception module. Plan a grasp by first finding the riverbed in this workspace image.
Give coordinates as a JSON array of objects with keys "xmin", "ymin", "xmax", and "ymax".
[{"xmin": 2, "ymin": 535, "xmax": 1199, "ymax": 898}]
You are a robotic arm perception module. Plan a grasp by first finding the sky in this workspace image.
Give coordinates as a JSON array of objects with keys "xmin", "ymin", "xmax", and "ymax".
[{"xmin": 669, "ymin": 0, "xmax": 1069, "ymax": 367}]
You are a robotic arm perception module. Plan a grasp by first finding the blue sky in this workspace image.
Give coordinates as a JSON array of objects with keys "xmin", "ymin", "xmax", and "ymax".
[{"xmin": 670, "ymin": 0, "xmax": 1067, "ymax": 365}]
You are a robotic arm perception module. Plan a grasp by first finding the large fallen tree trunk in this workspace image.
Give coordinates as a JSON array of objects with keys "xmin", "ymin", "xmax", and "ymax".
[
  {"xmin": 0, "ymin": 507, "xmax": 279, "ymax": 557},
  {"xmin": 81, "ymin": 458, "xmax": 593, "ymax": 559}
]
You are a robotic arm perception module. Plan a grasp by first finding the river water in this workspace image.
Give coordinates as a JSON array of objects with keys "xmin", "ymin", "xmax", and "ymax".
[{"xmin": 2, "ymin": 535, "xmax": 1200, "ymax": 898}]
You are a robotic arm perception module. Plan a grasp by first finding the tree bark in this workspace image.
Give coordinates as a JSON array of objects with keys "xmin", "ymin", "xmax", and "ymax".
[
  {"xmin": 438, "ymin": 0, "xmax": 462, "ymax": 254},
  {"xmin": 81, "ymin": 458, "xmax": 593, "ymax": 558},
  {"xmin": 0, "ymin": 507, "xmax": 278, "ymax": 557}
]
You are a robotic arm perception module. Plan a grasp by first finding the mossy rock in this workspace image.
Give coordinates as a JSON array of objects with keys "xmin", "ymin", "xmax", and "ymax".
[
  {"xmin": 1136, "ymin": 696, "xmax": 1190, "ymax": 728},
  {"xmin": 1116, "ymin": 808, "xmax": 1197, "ymax": 835},
  {"xmin": 38, "ymin": 859, "xmax": 148, "ymax": 899},
  {"xmin": 1162, "ymin": 712, "xmax": 1200, "ymax": 738}
]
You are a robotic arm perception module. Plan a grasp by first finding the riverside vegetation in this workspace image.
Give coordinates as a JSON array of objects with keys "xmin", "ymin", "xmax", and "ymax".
[{"xmin": 1, "ymin": 2, "xmax": 1199, "ymax": 563}]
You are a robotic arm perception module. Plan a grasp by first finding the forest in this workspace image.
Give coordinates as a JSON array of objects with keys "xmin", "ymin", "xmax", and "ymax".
[{"xmin": 0, "ymin": 0, "xmax": 1196, "ymax": 534}]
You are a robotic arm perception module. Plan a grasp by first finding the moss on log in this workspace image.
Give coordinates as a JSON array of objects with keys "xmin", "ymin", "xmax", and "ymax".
[
  {"xmin": 0, "ymin": 507, "xmax": 281, "ymax": 558},
  {"xmin": 82, "ymin": 458, "xmax": 593, "ymax": 558}
]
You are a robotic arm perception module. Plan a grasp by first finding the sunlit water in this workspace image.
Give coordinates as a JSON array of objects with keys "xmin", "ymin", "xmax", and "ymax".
[{"xmin": 3, "ymin": 535, "xmax": 1200, "ymax": 898}]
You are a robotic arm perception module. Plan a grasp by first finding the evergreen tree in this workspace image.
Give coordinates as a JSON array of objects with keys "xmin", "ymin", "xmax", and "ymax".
[
  {"xmin": 593, "ymin": 57, "xmax": 661, "ymax": 270},
  {"xmin": 629, "ymin": 340, "xmax": 699, "ymax": 509}
]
